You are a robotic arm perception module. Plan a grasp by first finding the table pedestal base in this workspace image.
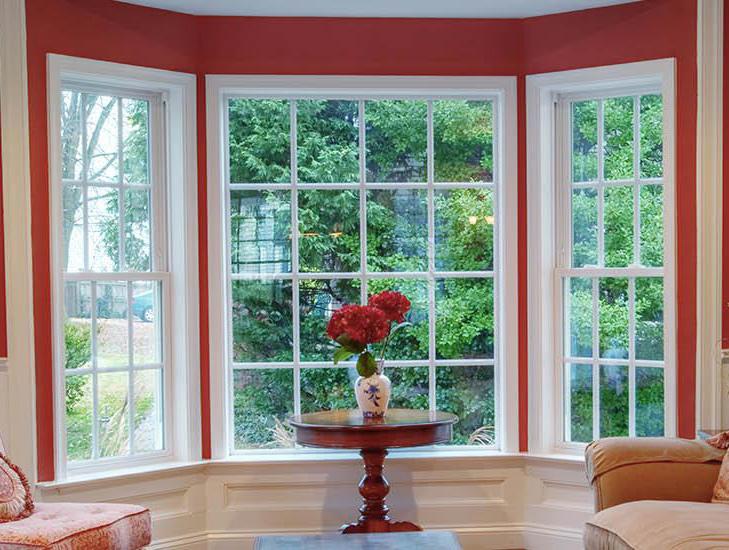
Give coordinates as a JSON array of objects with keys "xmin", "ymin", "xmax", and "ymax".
[{"xmin": 341, "ymin": 449, "xmax": 423, "ymax": 534}]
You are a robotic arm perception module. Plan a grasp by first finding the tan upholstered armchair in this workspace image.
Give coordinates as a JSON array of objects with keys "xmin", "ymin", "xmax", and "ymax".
[{"xmin": 584, "ymin": 437, "xmax": 728, "ymax": 549}]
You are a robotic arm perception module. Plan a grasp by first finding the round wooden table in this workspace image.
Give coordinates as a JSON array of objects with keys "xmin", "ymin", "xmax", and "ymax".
[{"xmin": 289, "ymin": 409, "xmax": 458, "ymax": 534}]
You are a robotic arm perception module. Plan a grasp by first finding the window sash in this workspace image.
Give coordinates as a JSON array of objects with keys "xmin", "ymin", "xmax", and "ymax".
[
  {"xmin": 223, "ymin": 95, "xmax": 503, "ymax": 453},
  {"xmin": 58, "ymin": 84, "xmax": 172, "ymax": 469},
  {"xmin": 555, "ymin": 89, "xmax": 668, "ymax": 445}
]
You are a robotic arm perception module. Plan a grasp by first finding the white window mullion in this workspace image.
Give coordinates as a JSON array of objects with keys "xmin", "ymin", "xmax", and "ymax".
[
  {"xmin": 90, "ymin": 281, "xmax": 99, "ymax": 460},
  {"xmin": 592, "ymin": 277, "xmax": 600, "ymax": 440},
  {"xmin": 597, "ymin": 100, "xmax": 605, "ymax": 267},
  {"xmin": 358, "ymin": 100, "xmax": 367, "ymax": 305},
  {"xmin": 426, "ymin": 100, "xmax": 436, "ymax": 412},
  {"xmin": 118, "ymin": 98, "xmax": 126, "ymax": 272},
  {"xmin": 290, "ymin": 100, "xmax": 301, "ymax": 417},
  {"xmin": 628, "ymin": 276, "xmax": 636, "ymax": 437},
  {"xmin": 127, "ymin": 280, "xmax": 136, "ymax": 455}
]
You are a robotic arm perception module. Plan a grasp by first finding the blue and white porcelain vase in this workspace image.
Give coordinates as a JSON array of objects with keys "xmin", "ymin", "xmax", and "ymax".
[{"xmin": 354, "ymin": 360, "xmax": 391, "ymax": 418}]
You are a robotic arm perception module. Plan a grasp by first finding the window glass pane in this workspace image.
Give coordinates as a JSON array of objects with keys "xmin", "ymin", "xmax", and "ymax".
[
  {"xmin": 66, "ymin": 374, "xmax": 93, "ymax": 461},
  {"xmin": 124, "ymin": 189, "xmax": 151, "ymax": 271},
  {"xmin": 572, "ymin": 100, "xmax": 598, "ymax": 183},
  {"xmin": 301, "ymin": 367, "xmax": 358, "ymax": 413},
  {"xmin": 603, "ymin": 96, "xmax": 634, "ymax": 181},
  {"xmin": 64, "ymin": 281, "xmax": 92, "ymax": 370},
  {"xmin": 133, "ymin": 368, "xmax": 164, "ymax": 452},
  {"xmin": 636, "ymin": 367, "xmax": 664, "ymax": 437},
  {"xmin": 435, "ymin": 188, "xmax": 494, "ymax": 271},
  {"xmin": 96, "ymin": 281, "xmax": 129, "ymax": 368},
  {"xmin": 434, "ymin": 100, "xmax": 493, "ymax": 183},
  {"xmin": 568, "ymin": 277, "xmax": 593, "ymax": 358},
  {"xmin": 599, "ymin": 277, "xmax": 629, "ymax": 359},
  {"xmin": 299, "ymin": 279, "xmax": 360, "ymax": 362},
  {"xmin": 233, "ymin": 368, "xmax": 294, "ymax": 449},
  {"xmin": 640, "ymin": 94, "xmax": 663, "ymax": 179},
  {"xmin": 297, "ymin": 100, "xmax": 359, "ymax": 183},
  {"xmin": 88, "ymin": 186, "xmax": 120, "ymax": 272},
  {"xmin": 365, "ymin": 100, "xmax": 427, "ymax": 183},
  {"xmin": 604, "ymin": 185, "xmax": 634, "ymax": 267},
  {"xmin": 388, "ymin": 367, "xmax": 429, "ymax": 410},
  {"xmin": 367, "ymin": 278, "xmax": 428, "ymax": 361},
  {"xmin": 61, "ymin": 91, "xmax": 83, "ymax": 180},
  {"xmin": 231, "ymin": 280, "xmax": 293, "ymax": 362},
  {"xmin": 298, "ymin": 189, "xmax": 360, "ymax": 273},
  {"xmin": 122, "ymin": 98, "xmax": 149, "ymax": 184},
  {"xmin": 599, "ymin": 365, "xmax": 629, "ymax": 437},
  {"xmin": 572, "ymin": 187, "xmax": 598, "ymax": 267},
  {"xmin": 437, "ymin": 365, "xmax": 495, "ymax": 445},
  {"xmin": 98, "ymin": 371, "xmax": 130, "ymax": 458},
  {"xmin": 62, "ymin": 184, "xmax": 85, "ymax": 272},
  {"xmin": 86, "ymin": 94, "xmax": 120, "ymax": 183},
  {"xmin": 228, "ymin": 99, "xmax": 290, "ymax": 184},
  {"xmin": 639, "ymin": 184, "xmax": 663, "ymax": 267},
  {"xmin": 567, "ymin": 364, "xmax": 593, "ymax": 443},
  {"xmin": 367, "ymin": 189, "xmax": 428, "ymax": 272},
  {"xmin": 230, "ymin": 190, "xmax": 291, "ymax": 274},
  {"xmin": 436, "ymin": 278, "xmax": 493, "ymax": 360},
  {"xmin": 132, "ymin": 281, "xmax": 161, "ymax": 365},
  {"xmin": 636, "ymin": 277, "xmax": 664, "ymax": 361}
]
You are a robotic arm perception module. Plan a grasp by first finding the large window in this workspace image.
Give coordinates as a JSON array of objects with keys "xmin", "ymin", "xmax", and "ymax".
[
  {"xmin": 559, "ymin": 90, "xmax": 669, "ymax": 443},
  {"xmin": 58, "ymin": 85, "xmax": 167, "ymax": 465},
  {"xmin": 223, "ymin": 93, "xmax": 507, "ymax": 450}
]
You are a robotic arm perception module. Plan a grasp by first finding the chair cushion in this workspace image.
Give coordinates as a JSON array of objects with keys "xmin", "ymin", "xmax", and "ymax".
[
  {"xmin": 0, "ymin": 502, "xmax": 151, "ymax": 550},
  {"xmin": 585, "ymin": 500, "xmax": 729, "ymax": 550}
]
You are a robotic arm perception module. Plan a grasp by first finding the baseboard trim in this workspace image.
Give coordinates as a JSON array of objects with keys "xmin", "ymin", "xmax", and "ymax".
[{"xmin": 149, "ymin": 524, "xmax": 583, "ymax": 550}]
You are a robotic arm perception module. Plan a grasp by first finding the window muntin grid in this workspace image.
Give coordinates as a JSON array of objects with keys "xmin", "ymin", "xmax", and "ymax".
[
  {"xmin": 59, "ymin": 86, "xmax": 167, "ymax": 465},
  {"xmin": 224, "ymin": 97, "xmax": 502, "ymax": 451},
  {"xmin": 560, "ymin": 91, "xmax": 666, "ymax": 443}
]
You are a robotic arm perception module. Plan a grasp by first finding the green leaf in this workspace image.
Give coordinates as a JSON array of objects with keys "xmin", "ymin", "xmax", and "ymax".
[
  {"xmin": 333, "ymin": 347, "xmax": 354, "ymax": 365},
  {"xmin": 356, "ymin": 351, "xmax": 377, "ymax": 378},
  {"xmin": 336, "ymin": 334, "xmax": 365, "ymax": 354}
]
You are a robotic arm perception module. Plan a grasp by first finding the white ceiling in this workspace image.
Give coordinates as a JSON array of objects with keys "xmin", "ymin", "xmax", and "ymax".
[{"xmin": 116, "ymin": 0, "xmax": 638, "ymax": 19}]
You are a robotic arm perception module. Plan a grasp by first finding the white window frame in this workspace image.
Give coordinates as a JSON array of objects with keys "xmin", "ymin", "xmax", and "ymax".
[
  {"xmin": 48, "ymin": 55, "xmax": 199, "ymax": 479},
  {"xmin": 206, "ymin": 75, "xmax": 519, "ymax": 458},
  {"xmin": 526, "ymin": 59, "xmax": 677, "ymax": 454}
]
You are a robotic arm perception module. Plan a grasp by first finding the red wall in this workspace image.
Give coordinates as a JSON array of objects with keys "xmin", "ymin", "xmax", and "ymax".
[
  {"xmin": 23, "ymin": 0, "xmax": 698, "ymax": 481},
  {"xmin": 523, "ymin": 0, "xmax": 699, "ymax": 440},
  {"xmin": 25, "ymin": 0, "xmax": 198, "ymax": 482}
]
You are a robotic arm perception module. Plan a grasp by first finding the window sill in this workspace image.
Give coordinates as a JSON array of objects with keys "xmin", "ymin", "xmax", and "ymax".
[{"xmin": 37, "ymin": 450, "xmax": 586, "ymax": 492}]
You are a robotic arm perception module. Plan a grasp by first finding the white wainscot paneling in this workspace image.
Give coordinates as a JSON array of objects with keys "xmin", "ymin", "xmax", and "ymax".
[{"xmin": 37, "ymin": 456, "xmax": 592, "ymax": 550}]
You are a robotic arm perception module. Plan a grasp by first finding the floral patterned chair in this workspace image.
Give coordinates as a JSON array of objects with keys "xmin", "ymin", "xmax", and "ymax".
[{"xmin": 0, "ymin": 436, "xmax": 151, "ymax": 550}]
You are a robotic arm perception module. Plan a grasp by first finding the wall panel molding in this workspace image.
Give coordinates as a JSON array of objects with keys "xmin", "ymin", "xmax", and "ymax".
[{"xmin": 38, "ymin": 456, "xmax": 590, "ymax": 550}]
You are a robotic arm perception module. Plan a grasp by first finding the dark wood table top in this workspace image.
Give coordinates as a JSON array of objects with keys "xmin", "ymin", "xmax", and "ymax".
[{"xmin": 289, "ymin": 409, "xmax": 458, "ymax": 449}]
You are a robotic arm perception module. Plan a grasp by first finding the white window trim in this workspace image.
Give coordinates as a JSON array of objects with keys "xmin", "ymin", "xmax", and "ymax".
[
  {"xmin": 47, "ymin": 54, "xmax": 199, "ymax": 479},
  {"xmin": 526, "ymin": 59, "xmax": 677, "ymax": 454},
  {"xmin": 206, "ymin": 75, "xmax": 519, "ymax": 459},
  {"xmin": 0, "ymin": 0, "xmax": 36, "ymax": 479},
  {"xmin": 696, "ymin": 0, "xmax": 724, "ymax": 431}
]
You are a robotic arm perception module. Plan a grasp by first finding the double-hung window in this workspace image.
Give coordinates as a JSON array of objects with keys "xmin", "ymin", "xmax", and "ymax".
[
  {"xmin": 57, "ymin": 84, "xmax": 168, "ymax": 467},
  {"xmin": 557, "ymin": 85, "xmax": 674, "ymax": 443},
  {"xmin": 211, "ymin": 78, "xmax": 518, "ymax": 454}
]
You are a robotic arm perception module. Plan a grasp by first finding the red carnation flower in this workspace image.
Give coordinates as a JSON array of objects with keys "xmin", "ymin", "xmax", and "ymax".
[
  {"xmin": 369, "ymin": 291, "xmax": 411, "ymax": 323},
  {"xmin": 326, "ymin": 304, "xmax": 390, "ymax": 346}
]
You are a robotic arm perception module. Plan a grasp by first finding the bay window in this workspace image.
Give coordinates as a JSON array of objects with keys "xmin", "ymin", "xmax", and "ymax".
[
  {"xmin": 49, "ymin": 55, "xmax": 199, "ymax": 476},
  {"xmin": 208, "ymin": 77, "xmax": 518, "ymax": 455},
  {"xmin": 527, "ymin": 60, "xmax": 676, "ymax": 452}
]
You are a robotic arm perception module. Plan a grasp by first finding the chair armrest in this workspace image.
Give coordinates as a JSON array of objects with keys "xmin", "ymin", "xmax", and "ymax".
[{"xmin": 585, "ymin": 437, "xmax": 724, "ymax": 512}]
